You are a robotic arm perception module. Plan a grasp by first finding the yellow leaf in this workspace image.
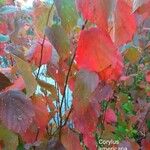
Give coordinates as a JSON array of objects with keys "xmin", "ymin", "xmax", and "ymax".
[
  {"xmin": 125, "ymin": 47, "xmax": 141, "ymax": 64},
  {"xmin": 36, "ymin": 78, "xmax": 58, "ymax": 100},
  {"xmin": 13, "ymin": 55, "xmax": 37, "ymax": 97}
]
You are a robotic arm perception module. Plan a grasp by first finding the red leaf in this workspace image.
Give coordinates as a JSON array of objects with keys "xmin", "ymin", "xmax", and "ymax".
[
  {"xmin": 32, "ymin": 96, "xmax": 50, "ymax": 130},
  {"xmin": 72, "ymin": 100, "xmax": 98, "ymax": 150},
  {"xmin": 27, "ymin": 39, "xmax": 52, "ymax": 66},
  {"xmin": 21, "ymin": 96, "xmax": 50, "ymax": 143},
  {"xmin": 61, "ymin": 128, "xmax": 82, "ymax": 150},
  {"xmin": 141, "ymin": 139, "xmax": 150, "ymax": 150},
  {"xmin": 104, "ymin": 108, "xmax": 117, "ymax": 123},
  {"xmin": 113, "ymin": 0, "xmax": 136, "ymax": 46},
  {"xmin": 76, "ymin": 27, "xmax": 118, "ymax": 72},
  {"xmin": 0, "ymin": 90, "xmax": 34, "ymax": 133},
  {"xmin": 0, "ymin": 22, "xmax": 8, "ymax": 35},
  {"xmin": 146, "ymin": 70, "xmax": 150, "ymax": 83},
  {"xmin": 75, "ymin": 0, "xmax": 115, "ymax": 31},
  {"xmin": 21, "ymin": 122, "xmax": 46, "ymax": 143},
  {"xmin": 83, "ymin": 133, "xmax": 97, "ymax": 150},
  {"xmin": 133, "ymin": 0, "xmax": 150, "ymax": 16},
  {"xmin": 5, "ymin": 76, "xmax": 25, "ymax": 92},
  {"xmin": 99, "ymin": 50, "xmax": 123, "ymax": 81},
  {"xmin": 76, "ymin": 27, "xmax": 123, "ymax": 81},
  {"xmin": 0, "ymin": 43, "xmax": 5, "ymax": 56}
]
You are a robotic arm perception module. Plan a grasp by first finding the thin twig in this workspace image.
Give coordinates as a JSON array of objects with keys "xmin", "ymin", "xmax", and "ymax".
[
  {"xmin": 58, "ymin": 20, "xmax": 88, "ymax": 140},
  {"xmin": 33, "ymin": 128, "xmax": 40, "ymax": 150},
  {"xmin": 36, "ymin": 3, "xmax": 54, "ymax": 79},
  {"xmin": 59, "ymin": 52, "xmax": 76, "ymax": 139},
  {"xmin": 62, "ymin": 105, "xmax": 73, "ymax": 127}
]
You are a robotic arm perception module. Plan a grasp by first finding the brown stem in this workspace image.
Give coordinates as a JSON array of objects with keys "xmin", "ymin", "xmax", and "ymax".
[
  {"xmin": 58, "ymin": 20, "xmax": 88, "ymax": 140},
  {"xmin": 36, "ymin": 3, "xmax": 54, "ymax": 79}
]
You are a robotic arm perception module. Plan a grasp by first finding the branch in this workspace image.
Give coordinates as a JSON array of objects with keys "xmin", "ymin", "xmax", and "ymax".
[
  {"xmin": 58, "ymin": 20, "xmax": 88, "ymax": 140},
  {"xmin": 36, "ymin": 3, "xmax": 54, "ymax": 79}
]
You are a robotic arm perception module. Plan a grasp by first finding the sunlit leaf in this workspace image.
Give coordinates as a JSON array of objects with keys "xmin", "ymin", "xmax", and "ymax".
[
  {"xmin": 54, "ymin": 0, "xmax": 78, "ymax": 33},
  {"xmin": 13, "ymin": 55, "xmax": 37, "ymax": 97},
  {"xmin": 76, "ymin": 27, "xmax": 118, "ymax": 72},
  {"xmin": 33, "ymin": 3, "xmax": 54, "ymax": 36},
  {"xmin": 36, "ymin": 79, "xmax": 57, "ymax": 100},
  {"xmin": 45, "ymin": 25, "xmax": 69, "ymax": 59},
  {"xmin": 113, "ymin": 0, "xmax": 136, "ymax": 46},
  {"xmin": 75, "ymin": 0, "xmax": 116, "ymax": 31},
  {"xmin": 0, "ymin": 0, "xmax": 5, "ymax": 5}
]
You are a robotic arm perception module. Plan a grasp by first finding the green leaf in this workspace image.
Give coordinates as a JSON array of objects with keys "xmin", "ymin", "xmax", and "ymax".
[
  {"xmin": 33, "ymin": 3, "xmax": 54, "ymax": 35},
  {"xmin": 0, "ymin": 0, "xmax": 5, "ymax": 5},
  {"xmin": 0, "ymin": 34, "xmax": 9, "ymax": 42},
  {"xmin": 12, "ymin": 55, "xmax": 37, "ymax": 97},
  {"xmin": 54, "ymin": 0, "xmax": 78, "ymax": 33},
  {"xmin": 45, "ymin": 24, "xmax": 70, "ymax": 59},
  {"xmin": 122, "ymin": 101, "xmax": 134, "ymax": 115},
  {"xmin": 0, "ymin": 124, "xmax": 18, "ymax": 150},
  {"xmin": 0, "ymin": 5, "xmax": 18, "ymax": 15},
  {"xmin": 147, "ymin": 120, "xmax": 150, "ymax": 131}
]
